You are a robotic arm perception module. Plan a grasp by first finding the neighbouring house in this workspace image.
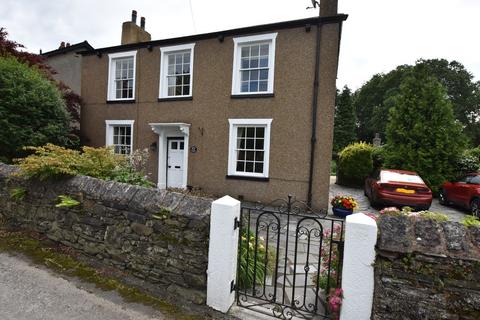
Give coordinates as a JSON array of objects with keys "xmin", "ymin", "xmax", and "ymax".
[
  {"xmin": 42, "ymin": 40, "xmax": 93, "ymax": 94},
  {"xmin": 79, "ymin": 0, "xmax": 347, "ymax": 209}
]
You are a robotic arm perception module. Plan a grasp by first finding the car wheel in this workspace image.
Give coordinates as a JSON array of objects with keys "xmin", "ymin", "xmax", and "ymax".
[
  {"xmin": 439, "ymin": 189, "xmax": 448, "ymax": 206},
  {"xmin": 471, "ymin": 198, "xmax": 480, "ymax": 218}
]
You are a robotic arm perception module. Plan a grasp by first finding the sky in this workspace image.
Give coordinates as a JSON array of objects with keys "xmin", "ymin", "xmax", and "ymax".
[{"xmin": 1, "ymin": 0, "xmax": 479, "ymax": 90}]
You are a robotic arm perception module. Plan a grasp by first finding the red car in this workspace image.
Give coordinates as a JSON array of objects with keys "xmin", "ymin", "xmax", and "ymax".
[
  {"xmin": 440, "ymin": 173, "xmax": 480, "ymax": 217},
  {"xmin": 365, "ymin": 169, "xmax": 432, "ymax": 210}
]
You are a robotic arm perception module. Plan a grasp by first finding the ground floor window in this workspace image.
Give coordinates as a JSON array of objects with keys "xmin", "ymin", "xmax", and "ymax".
[
  {"xmin": 105, "ymin": 120, "xmax": 134, "ymax": 155},
  {"xmin": 228, "ymin": 119, "xmax": 272, "ymax": 178}
]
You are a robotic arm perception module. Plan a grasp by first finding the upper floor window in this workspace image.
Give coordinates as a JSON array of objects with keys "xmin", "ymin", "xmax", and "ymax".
[
  {"xmin": 227, "ymin": 119, "xmax": 272, "ymax": 178},
  {"xmin": 231, "ymin": 33, "xmax": 277, "ymax": 96},
  {"xmin": 159, "ymin": 43, "xmax": 195, "ymax": 99},
  {"xmin": 105, "ymin": 120, "xmax": 134, "ymax": 155},
  {"xmin": 107, "ymin": 51, "xmax": 137, "ymax": 101}
]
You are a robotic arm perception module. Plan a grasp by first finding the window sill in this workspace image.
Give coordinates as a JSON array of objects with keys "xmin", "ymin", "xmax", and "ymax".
[
  {"xmin": 158, "ymin": 96, "xmax": 193, "ymax": 102},
  {"xmin": 226, "ymin": 175, "xmax": 269, "ymax": 182},
  {"xmin": 231, "ymin": 93, "xmax": 274, "ymax": 99},
  {"xmin": 106, "ymin": 99, "xmax": 136, "ymax": 104}
]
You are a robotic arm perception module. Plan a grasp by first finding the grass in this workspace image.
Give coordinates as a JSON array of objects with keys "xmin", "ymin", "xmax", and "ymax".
[{"xmin": 0, "ymin": 229, "xmax": 202, "ymax": 320}]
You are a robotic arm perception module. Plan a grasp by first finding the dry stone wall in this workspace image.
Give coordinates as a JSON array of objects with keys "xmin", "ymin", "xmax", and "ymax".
[
  {"xmin": 0, "ymin": 163, "xmax": 212, "ymax": 305},
  {"xmin": 373, "ymin": 215, "xmax": 480, "ymax": 320}
]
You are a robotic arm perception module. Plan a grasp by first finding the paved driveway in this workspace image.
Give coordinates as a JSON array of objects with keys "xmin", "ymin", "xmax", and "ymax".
[
  {"xmin": 0, "ymin": 253, "xmax": 168, "ymax": 320},
  {"xmin": 328, "ymin": 176, "xmax": 468, "ymax": 222}
]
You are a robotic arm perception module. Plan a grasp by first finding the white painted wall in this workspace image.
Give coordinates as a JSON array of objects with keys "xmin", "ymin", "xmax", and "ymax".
[
  {"xmin": 206, "ymin": 196, "xmax": 241, "ymax": 313},
  {"xmin": 340, "ymin": 213, "xmax": 378, "ymax": 320}
]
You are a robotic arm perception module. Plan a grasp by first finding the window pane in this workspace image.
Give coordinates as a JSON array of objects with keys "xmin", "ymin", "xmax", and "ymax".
[
  {"xmin": 256, "ymin": 151, "xmax": 264, "ymax": 162},
  {"xmin": 254, "ymin": 162, "xmax": 263, "ymax": 173},
  {"xmin": 236, "ymin": 161, "xmax": 245, "ymax": 172},
  {"xmin": 238, "ymin": 150, "xmax": 246, "ymax": 161},
  {"xmin": 245, "ymin": 162, "xmax": 254, "ymax": 172},
  {"xmin": 241, "ymin": 82, "xmax": 249, "ymax": 92},
  {"xmin": 249, "ymin": 81, "xmax": 258, "ymax": 92},
  {"xmin": 246, "ymin": 139, "xmax": 254, "ymax": 149},
  {"xmin": 237, "ymin": 127, "xmax": 246, "ymax": 138},
  {"xmin": 241, "ymin": 46, "xmax": 250, "ymax": 58},
  {"xmin": 260, "ymin": 57, "xmax": 268, "ymax": 68},
  {"xmin": 255, "ymin": 139, "xmax": 264, "ymax": 150},
  {"xmin": 182, "ymin": 85, "xmax": 190, "ymax": 95},
  {"xmin": 183, "ymin": 63, "xmax": 190, "ymax": 74},
  {"xmin": 251, "ymin": 45, "xmax": 260, "ymax": 56},
  {"xmin": 168, "ymin": 77, "xmax": 176, "ymax": 86},
  {"xmin": 260, "ymin": 44, "xmax": 269, "ymax": 56},
  {"xmin": 172, "ymin": 142, "xmax": 178, "ymax": 149},
  {"xmin": 246, "ymin": 127, "xmax": 255, "ymax": 138},
  {"xmin": 168, "ymin": 55, "xmax": 175, "ymax": 65},
  {"xmin": 259, "ymin": 81, "xmax": 268, "ymax": 92},
  {"xmin": 241, "ymin": 58, "xmax": 249, "ymax": 69},
  {"xmin": 256, "ymin": 127, "xmax": 265, "ymax": 138},
  {"xmin": 168, "ymin": 64, "xmax": 174, "ymax": 75},
  {"xmin": 175, "ymin": 64, "xmax": 182, "ymax": 74},
  {"xmin": 168, "ymin": 87, "xmax": 175, "ymax": 96},
  {"xmin": 251, "ymin": 70, "xmax": 259, "ymax": 80},
  {"xmin": 250, "ymin": 58, "xmax": 258, "ymax": 68},
  {"xmin": 180, "ymin": 142, "xmax": 184, "ymax": 150},
  {"xmin": 175, "ymin": 86, "xmax": 182, "ymax": 95},
  {"xmin": 246, "ymin": 151, "xmax": 255, "ymax": 161},
  {"xmin": 237, "ymin": 138, "xmax": 245, "ymax": 149},
  {"xmin": 259, "ymin": 69, "xmax": 268, "ymax": 80}
]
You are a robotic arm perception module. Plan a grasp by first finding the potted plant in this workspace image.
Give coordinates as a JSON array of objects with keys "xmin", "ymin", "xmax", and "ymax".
[{"xmin": 331, "ymin": 195, "xmax": 357, "ymax": 218}]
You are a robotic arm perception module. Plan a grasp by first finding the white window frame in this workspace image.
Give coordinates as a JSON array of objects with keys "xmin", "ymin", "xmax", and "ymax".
[
  {"xmin": 231, "ymin": 33, "xmax": 277, "ymax": 95},
  {"xmin": 105, "ymin": 120, "xmax": 135, "ymax": 154},
  {"xmin": 227, "ymin": 118, "xmax": 272, "ymax": 178},
  {"xmin": 107, "ymin": 51, "xmax": 137, "ymax": 101},
  {"xmin": 159, "ymin": 43, "xmax": 195, "ymax": 99}
]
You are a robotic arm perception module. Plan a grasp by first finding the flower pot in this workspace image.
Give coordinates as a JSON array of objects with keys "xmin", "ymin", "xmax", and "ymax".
[{"xmin": 332, "ymin": 207, "xmax": 353, "ymax": 218}]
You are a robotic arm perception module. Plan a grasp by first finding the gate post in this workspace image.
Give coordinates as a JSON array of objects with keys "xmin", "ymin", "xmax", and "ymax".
[
  {"xmin": 206, "ymin": 195, "xmax": 241, "ymax": 313},
  {"xmin": 340, "ymin": 213, "xmax": 377, "ymax": 320}
]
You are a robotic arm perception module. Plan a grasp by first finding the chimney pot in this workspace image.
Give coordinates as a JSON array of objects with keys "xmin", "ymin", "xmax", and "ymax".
[
  {"xmin": 140, "ymin": 17, "xmax": 145, "ymax": 30},
  {"xmin": 66, "ymin": 42, "xmax": 70, "ymax": 47},
  {"xmin": 132, "ymin": 10, "xmax": 137, "ymax": 23},
  {"xmin": 59, "ymin": 41, "xmax": 65, "ymax": 49}
]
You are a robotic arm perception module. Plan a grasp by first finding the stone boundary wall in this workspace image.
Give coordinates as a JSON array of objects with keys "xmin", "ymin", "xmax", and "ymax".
[
  {"xmin": 0, "ymin": 163, "xmax": 212, "ymax": 305},
  {"xmin": 373, "ymin": 215, "xmax": 480, "ymax": 320}
]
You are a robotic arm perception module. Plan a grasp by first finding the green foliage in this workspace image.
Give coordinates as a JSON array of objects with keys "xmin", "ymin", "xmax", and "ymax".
[
  {"xmin": 454, "ymin": 153, "xmax": 480, "ymax": 175},
  {"xmin": 333, "ymin": 86, "xmax": 357, "ymax": 152},
  {"xmin": 9, "ymin": 187, "xmax": 26, "ymax": 201},
  {"xmin": 337, "ymin": 142, "xmax": 374, "ymax": 186},
  {"xmin": 383, "ymin": 69, "xmax": 467, "ymax": 189},
  {"xmin": 55, "ymin": 195, "xmax": 80, "ymax": 208},
  {"xmin": 416, "ymin": 211, "xmax": 449, "ymax": 222},
  {"xmin": 237, "ymin": 231, "xmax": 274, "ymax": 290},
  {"xmin": 461, "ymin": 215, "xmax": 480, "ymax": 228},
  {"xmin": 354, "ymin": 59, "xmax": 480, "ymax": 146},
  {"xmin": 15, "ymin": 144, "xmax": 154, "ymax": 187},
  {"xmin": 0, "ymin": 56, "xmax": 75, "ymax": 162},
  {"xmin": 371, "ymin": 146, "xmax": 385, "ymax": 170},
  {"xmin": 330, "ymin": 160, "xmax": 337, "ymax": 175}
]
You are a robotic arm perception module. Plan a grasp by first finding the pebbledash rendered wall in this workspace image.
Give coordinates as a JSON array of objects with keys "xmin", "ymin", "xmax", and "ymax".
[
  {"xmin": 373, "ymin": 215, "xmax": 480, "ymax": 320},
  {"xmin": 0, "ymin": 163, "xmax": 211, "ymax": 305}
]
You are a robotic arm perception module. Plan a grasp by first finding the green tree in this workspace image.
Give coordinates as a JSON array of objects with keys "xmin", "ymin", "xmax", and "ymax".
[
  {"xmin": 354, "ymin": 59, "xmax": 480, "ymax": 145},
  {"xmin": 0, "ymin": 56, "xmax": 72, "ymax": 162},
  {"xmin": 333, "ymin": 86, "xmax": 356, "ymax": 152},
  {"xmin": 384, "ymin": 69, "xmax": 467, "ymax": 189}
]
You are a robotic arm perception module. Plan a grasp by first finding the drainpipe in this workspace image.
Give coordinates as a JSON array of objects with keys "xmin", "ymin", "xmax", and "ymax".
[{"xmin": 307, "ymin": 6, "xmax": 322, "ymax": 207}]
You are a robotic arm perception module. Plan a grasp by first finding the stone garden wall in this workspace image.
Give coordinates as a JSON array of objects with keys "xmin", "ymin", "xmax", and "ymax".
[
  {"xmin": 373, "ymin": 215, "xmax": 480, "ymax": 320},
  {"xmin": 0, "ymin": 163, "xmax": 212, "ymax": 305}
]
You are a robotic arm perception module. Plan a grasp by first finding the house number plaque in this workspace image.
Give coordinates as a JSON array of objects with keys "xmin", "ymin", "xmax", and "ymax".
[{"xmin": 190, "ymin": 146, "xmax": 198, "ymax": 153}]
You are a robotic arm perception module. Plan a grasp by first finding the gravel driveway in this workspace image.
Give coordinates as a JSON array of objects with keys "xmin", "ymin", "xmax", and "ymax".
[
  {"xmin": 328, "ymin": 176, "xmax": 468, "ymax": 222},
  {"xmin": 0, "ymin": 252, "xmax": 168, "ymax": 320}
]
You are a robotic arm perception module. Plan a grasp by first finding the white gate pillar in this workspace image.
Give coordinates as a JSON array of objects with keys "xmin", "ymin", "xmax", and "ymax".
[
  {"xmin": 206, "ymin": 195, "xmax": 241, "ymax": 313},
  {"xmin": 340, "ymin": 213, "xmax": 378, "ymax": 320}
]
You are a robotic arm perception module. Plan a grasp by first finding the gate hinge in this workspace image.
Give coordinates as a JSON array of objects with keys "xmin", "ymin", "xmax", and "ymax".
[
  {"xmin": 230, "ymin": 280, "xmax": 236, "ymax": 292},
  {"xmin": 233, "ymin": 217, "xmax": 240, "ymax": 230}
]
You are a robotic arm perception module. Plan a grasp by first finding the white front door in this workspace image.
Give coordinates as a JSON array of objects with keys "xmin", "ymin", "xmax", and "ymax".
[{"xmin": 167, "ymin": 138, "xmax": 185, "ymax": 188}]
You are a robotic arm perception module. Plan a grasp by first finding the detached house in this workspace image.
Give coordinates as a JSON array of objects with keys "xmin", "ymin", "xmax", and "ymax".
[{"xmin": 80, "ymin": 0, "xmax": 347, "ymax": 209}]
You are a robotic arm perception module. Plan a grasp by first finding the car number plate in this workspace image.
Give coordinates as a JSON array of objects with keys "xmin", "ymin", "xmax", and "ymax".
[{"xmin": 396, "ymin": 188, "xmax": 415, "ymax": 194}]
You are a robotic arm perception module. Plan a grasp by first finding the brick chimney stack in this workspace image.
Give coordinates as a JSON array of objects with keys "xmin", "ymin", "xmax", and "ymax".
[{"xmin": 121, "ymin": 10, "xmax": 151, "ymax": 45}]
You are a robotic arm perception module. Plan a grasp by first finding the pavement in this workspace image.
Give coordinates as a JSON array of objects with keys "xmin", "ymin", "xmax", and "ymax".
[
  {"xmin": 328, "ymin": 176, "xmax": 468, "ymax": 222},
  {"xmin": 0, "ymin": 252, "xmax": 167, "ymax": 320}
]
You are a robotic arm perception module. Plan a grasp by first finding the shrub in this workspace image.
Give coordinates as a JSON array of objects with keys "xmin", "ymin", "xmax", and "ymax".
[
  {"xmin": 461, "ymin": 215, "xmax": 480, "ymax": 228},
  {"xmin": 0, "ymin": 56, "xmax": 75, "ymax": 162},
  {"xmin": 454, "ymin": 154, "xmax": 480, "ymax": 175},
  {"xmin": 237, "ymin": 231, "xmax": 274, "ymax": 289},
  {"xmin": 15, "ymin": 144, "xmax": 154, "ymax": 187},
  {"xmin": 337, "ymin": 142, "xmax": 375, "ymax": 186},
  {"xmin": 372, "ymin": 146, "xmax": 385, "ymax": 170},
  {"xmin": 55, "ymin": 195, "xmax": 80, "ymax": 208}
]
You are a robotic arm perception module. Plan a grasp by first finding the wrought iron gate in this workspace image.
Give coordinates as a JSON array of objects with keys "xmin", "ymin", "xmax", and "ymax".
[{"xmin": 235, "ymin": 196, "xmax": 344, "ymax": 319}]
